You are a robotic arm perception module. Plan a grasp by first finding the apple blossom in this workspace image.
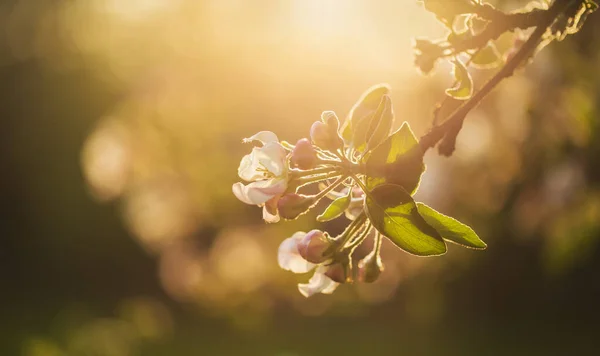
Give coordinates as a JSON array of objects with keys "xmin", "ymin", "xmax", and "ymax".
[
  {"xmin": 278, "ymin": 231, "xmax": 342, "ymax": 297},
  {"xmin": 232, "ymin": 131, "xmax": 289, "ymax": 223},
  {"xmin": 233, "ymin": 83, "xmax": 488, "ymax": 297}
]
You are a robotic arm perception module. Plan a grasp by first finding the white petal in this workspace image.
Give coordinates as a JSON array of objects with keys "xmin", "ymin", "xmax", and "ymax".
[
  {"xmin": 320, "ymin": 279, "xmax": 339, "ymax": 294},
  {"xmin": 278, "ymin": 232, "xmax": 315, "ymax": 274},
  {"xmin": 262, "ymin": 197, "xmax": 280, "ymax": 223},
  {"xmin": 243, "ymin": 131, "xmax": 279, "ymax": 145},
  {"xmin": 247, "ymin": 179, "xmax": 286, "ymax": 204},
  {"xmin": 232, "ymin": 182, "xmax": 254, "ymax": 205},
  {"xmin": 324, "ymin": 188, "xmax": 346, "ymax": 200},
  {"xmin": 298, "ymin": 266, "xmax": 339, "ymax": 297},
  {"xmin": 233, "ymin": 179, "xmax": 286, "ymax": 206},
  {"xmin": 257, "ymin": 142, "xmax": 287, "ymax": 177},
  {"xmin": 262, "ymin": 205, "xmax": 280, "ymax": 223},
  {"xmin": 238, "ymin": 143, "xmax": 287, "ymax": 181},
  {"xmin": 345, "ymin": 202, "xmax": 363, "ymax": 221},
  {"xmin": 238, "ymin": 148, "xmax": 263, "ymax": 182}
]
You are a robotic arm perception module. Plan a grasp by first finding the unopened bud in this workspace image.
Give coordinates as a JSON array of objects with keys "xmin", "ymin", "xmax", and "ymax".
[
  {"xmin": 277, "ymin": 193, "xmax": 316, "ymax": 220},
  {"xmin": 290, "ymin": 138, "xmax": 317, "ymax": 170},
  {"xmin": 321, "ymin": 111, "xmax": 340, "ymax": 134},
  {"xmin": 324, "ymin": 255, "xmax": 353, "ymax": 283},
  {"xmin": 357, "ymin": 251, "xmax": 384, "ymax": 283},
  {"xmin": 323, "ymin": 112, "xmax": 344, "ymax": 148},
  {"xmin": 310, "ymin": 121, "xmax": 330, "ymax": 147},
  {"xmin": 310, "ymin": 119, "xmax": 343, "ymax": 152},
  {"xmin": 297, "ymin": 230, "xmax": 332, "ymax": 264}
]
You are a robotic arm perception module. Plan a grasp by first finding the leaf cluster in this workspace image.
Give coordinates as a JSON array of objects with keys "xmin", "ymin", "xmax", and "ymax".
[{"xmin": 329, "ymin": 87, "xmax": 487, "ymax": 256}]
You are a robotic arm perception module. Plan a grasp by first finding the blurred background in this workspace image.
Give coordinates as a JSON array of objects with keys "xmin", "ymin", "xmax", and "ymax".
[{"xmin": 2, "ymin": 0, "xmax": 600, "ymax": 355}]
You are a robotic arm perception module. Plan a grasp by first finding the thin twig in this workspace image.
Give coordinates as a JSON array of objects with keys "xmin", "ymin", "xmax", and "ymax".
[
  {"xmin": 443, "ymin": 9, "xmax": 547, "ymax": 56},
  {"xmin": 419, "ymin": 0, "xmax": 574, "ymax": 153}
]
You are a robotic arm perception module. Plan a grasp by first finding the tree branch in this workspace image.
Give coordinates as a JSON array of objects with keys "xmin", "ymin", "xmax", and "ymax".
[{"xmin": 419, "ymin": 0, "xmax": 576, "ymax": 153}]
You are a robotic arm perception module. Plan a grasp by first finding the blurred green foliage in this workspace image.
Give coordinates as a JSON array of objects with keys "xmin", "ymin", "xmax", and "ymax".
[{"xmin": 2, "ymin": 0, "xmax": 600, "ymax": 355}]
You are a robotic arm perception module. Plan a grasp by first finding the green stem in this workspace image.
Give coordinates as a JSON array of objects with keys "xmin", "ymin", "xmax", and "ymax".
[
  {"xmin": 292, "ymin": 166, "xmax": 338, "ymax": 178},
  {"xmin": 350, "ymin": 173, "xmax": 369, "ymax": 194},
  {"xmin": 313, "ymin": 175, "xmax": 348, "ymax": 202},
  {"xmin": 373, "ymin": 231, "xmax": 383, "ymax": 255},
  {"xmin": 296, "ymin": 171, "xmax": 342, "ymax": 186},
  {"xmin": 334, "ymin": 212, "xmax": 367, "ymax": 245},
  {"xmin": 314, "ymin": 146, "xmax": 340, "ymax": 161},
  {"xmin": 345, "ymin": 222, "xmax": 372, "ymax": 252}
]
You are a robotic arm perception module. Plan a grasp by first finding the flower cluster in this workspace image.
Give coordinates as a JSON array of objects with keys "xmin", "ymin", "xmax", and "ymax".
[{"xmin": 233, "ymin": 85, "xmax": 487, "ymax": 297}]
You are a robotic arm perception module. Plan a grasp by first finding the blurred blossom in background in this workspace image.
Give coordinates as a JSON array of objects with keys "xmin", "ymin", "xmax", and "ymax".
[{"xmin": 2, "ymin": 0, "xmax": 600, "ymax": 355}]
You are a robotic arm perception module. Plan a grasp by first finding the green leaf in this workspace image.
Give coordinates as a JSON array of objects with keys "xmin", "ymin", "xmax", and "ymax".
[
  {"xmin": 446, "ymin": 30, "xmax": 472, "ymax": 46},
  {"xmin": 446, "ymin": 59, "xmax": 473, "ymax": 100},
  {"xmin": 471, "ymin": 43, "xmax": 502, "ymax": 69},
  {"xmin": 364, "ymin": 184, "xmax": 446, "ymax": 256},
  {"xmin": 467, "ymin": 15, "xmax": 489, "ymax": 34},
  {"xmin": 340, "ymin": 84, "xmax": 391, "ymax": 146},
  {"xmin": 421, "ymin": 0, "xmax": 476, "ymax": 28},
  {"xmin": 365, "ymin": 95, "xmax": 394, "ymax": 152},
  {"xmin": 364, "ymin": 122, "xmax": 425, "ymax": 194},
  {"xmin": 416, "ymin": 203, "xmax": 486, "ymax": 249},
  {"xmin": 317, "ymin": 192, "xmax": 352, "ymax": 222}
]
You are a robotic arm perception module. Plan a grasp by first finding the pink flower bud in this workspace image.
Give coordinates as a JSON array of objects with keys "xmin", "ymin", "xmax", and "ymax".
[
  {"xmin": 290, "ymin": 138, "xmax": 317, "ymax": 170},
  {"xmin": 297, "ymin": 230, "xmax": 332, "ymax": 264},
  {"xmin": 357, "ymin": 251, "xmax": 384, "ymax": 283},
  {"xmin": 321, "ymin": 111, "xmax": 340, "ymax": 134},
  {"xmin": 310, "ymin": 121, "xmax": 331, "ymax": 148},
  {"xmin": 324, "ymin": 257, "xmax": 352, "ymax": 284},
  {"xmin": 277, "ymin": 193, "xmax": 316, "ymax": 220}
]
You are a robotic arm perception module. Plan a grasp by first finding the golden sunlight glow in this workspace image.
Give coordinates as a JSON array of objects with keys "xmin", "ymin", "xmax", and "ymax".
[
  {"xmin": 99, "ymin": 0, "xmax": 175, "ymax": 21},
  {"xmin": 290, "ymin": 0, "xmax": 362, "ymax": 38},
  {"xmin": 82, "ymin": 119, "xmax": 132, "ymax": 201},
  {"xmin": 124, "ymin": 179, "xmax": 199, "ymax": 252}
]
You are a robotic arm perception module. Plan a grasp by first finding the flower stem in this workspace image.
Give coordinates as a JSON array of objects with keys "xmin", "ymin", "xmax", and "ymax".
[
  {"xmin": 373, "ymin": 231, "xmax": 383, "ymax": 255},
  {"xmin": 315, "ymin": 146, "xmax": 340, "ymax": 160},
  {"xmin": 334, "ymin": 212, "xmax": 367, "ymax": 247},
  {"xmin": 313, "ymin": 175, "xmax": 348, "ymax": 202},
  {"xmin": 345, "ymin": 222, "xmax": 372, "ymax": 252},
  {"xmin": 291, "ymin": 166, "xmax": 338, "ymax": 178},
  {"xmin": 350, "ymin": 173, "xmax": 369, "ymax": 194}
]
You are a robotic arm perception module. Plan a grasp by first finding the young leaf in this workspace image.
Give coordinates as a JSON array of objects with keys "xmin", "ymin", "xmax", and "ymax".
[
  {"xmin": 340, "ymin": 84, "xmax": 391, "ymax": 146},
  {"xmin": 351, "ymin": 110, "xmax": 377, "ymax": 153},
  {"xmin": 416, "ymin": 203, "xmax": 487, "ymax": 249},
  {"xmin": 446, "ymin": 30, "xmax": 472, "ymax": 46},
  {"xmin": 364, "ymin": 184, "xmax": 446, "ymax": 256},
  {"xmin": 420, "ymin": 0, "xmax": 477, "ymax": 28},
  {"xmin": 317, "ymin": 191, "xmax": 352, "ymax": 222},
  {"xmin": 471, "ymin": 43, "xmax": 502, "ymax": 69},
  {"xmin": 364, "ymin": 122, "xmax": 425, "ymax": 194},
  {"xmin": 446, "ymin": 59, "xmax": 473, "ymax": 100},
  {"xmin": 365, "ymin": 95, "xmax": 394, "ymax": 152},
  {"xmin": 468, "ymin": 15, "xmax": 489, "ymax": 34}
]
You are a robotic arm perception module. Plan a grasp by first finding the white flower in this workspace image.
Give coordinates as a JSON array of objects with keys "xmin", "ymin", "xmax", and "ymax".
[
  {"xmin": 278, "ymin": 231, "xmax": 339, "ymax": 297},
  {"xmin": 298, "ymin": 266, "xmax": 338, "ymax": 297},
  {"xmin": 232, "ymin": 131, "xmax": 289, "ymax": 223}
]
